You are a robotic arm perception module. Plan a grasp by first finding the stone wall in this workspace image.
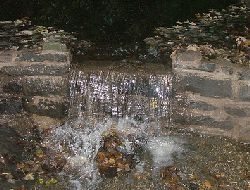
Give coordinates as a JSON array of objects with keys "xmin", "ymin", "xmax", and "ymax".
[
  {"xmin": 172, "ymin": 50, "xmax": 250, "ymax": 141},
  {"xmin": 0, "ymin": 39, "xmax": 71, "ymax": 130}
]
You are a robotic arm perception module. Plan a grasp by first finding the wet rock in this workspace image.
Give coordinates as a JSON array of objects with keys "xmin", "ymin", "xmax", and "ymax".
[
  {"xmin": 16, "ymin": 52, "xmax": 68, "ymax": 62},
  {"xmin": 41, "ymin": 150, "xmax": 67, "ymax": 173},
  {"xmin": 43, "ymin": 42, "xmax": 67, "ymax": 52},
  {"xmin": 22, "ymin": 76, "xmax": 68, "ymax": 96},
  {"xmin": 0, "ymin": 97, "xmax": 23, "ymax": 114},
  {"xmin": 96, "ymin": 130, "xmax": 135, "ymax": 178},
  {"xmin": 0, "ymin": 126, "xmax": 23, "ymax": 157},
  {"xmin": 2, "ymin": 80, "xmax": 23, "ymax": 94},
  {"xmin": 173, "ymin": 50, "xmax": 202, "ymax": 69},
  {"xmin": 179, "ymin": 74, "xmax": 232, "ymax": 98},
  {"xmin": 189, "ymin": 100, "xmax": 217, "ymax": 111},
  {"xmin": 1, "ymin": 64, "xmax": 69, "ymax": 76},
  {"xmin": 160, "ymin": 165, "xmax": 184, "ymax": 190},
  {"xmin": 23, "ymin": 96, "xmax": 68, "ymax": 118},
  {"xmin": 0, "ymin": 50, "xmax": 14, "ymax": 62},
  {"xmin": 188, "ymin": 115, "xmax": 234, "ymax": 130},
  {"xmin": 239, "ymin": 84, "xmax": 250, "ymax": 101},
  {"xmin": 199, "ymin": 62, "xmax": 216, "ymax": 72},
  {"xmin": 238, "ymin": 70, "xmax": 250, "ymax": 80},
  {"xmin": 224, "ymin": 107, "xmax": 247, "ymax": 117}
]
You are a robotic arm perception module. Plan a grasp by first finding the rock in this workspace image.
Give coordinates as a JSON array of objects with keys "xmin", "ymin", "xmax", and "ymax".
[
  {"xmin": 96, "ymin": 130, "xmax": 135, "ymax": 178},
  {"xmin": 2, "ymin": 79, "xmax": 23, "ymax": 94},
  {"xmin": 1, "ymin": 64, "xmax": 69, "ymax": 76},
  {"xmin": 15, "ymin": 52, "xmax": 68, "ymax": 62},
  {"xmin": 160, "ymin": 165, "xmax": 185, "ymax": 190},
  {"xmin": 189, "ymin": 100, "xmax": 217, "ymax": 111},
  {"xmin": 239, "ymin": 83, "xmax": 250, "ymax": 101},
  {"xmin": 22, "ymin": 96, "xmax": 68, "ymax": 118},
  {"xmin": 0, "ymin": 96, "xmax": 23, "ymax": 114},
  {"xmin": 178, "ymin": 74, "xmax": 232, "ymax": 98},
  {"xmin": 199, "ymin": 62, "xmax": 216, "ymax": 72},
  {"xmin": 43, "ymin": 42, "xmax": 67, "ymax": 52},
  {"xmin": 41, "ymin": 150, "xmax": 67, "ymax": 173},
  {"xmin": 22, "ymin": 76, "xmax": 68, "ymax": 96},
  {"xmin": 20, "ymin": 30, "xmax": 34, "ymax": 36},
  {"xmin": 172, "ymin": 50, "xmax": 202, "ymax": 69},
  {"xmin": 224, "ymin": 107, "xmax": 247, "ymax": 117}
]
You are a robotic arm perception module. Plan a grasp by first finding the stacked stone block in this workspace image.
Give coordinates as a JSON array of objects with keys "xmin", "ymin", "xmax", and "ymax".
[
  {"xmin": 0, "ymin": 40, "xmax": 70, "ymax": 129},
  {"xmin": 172, "ymin": 50, "xmax": 250, "ymax": 141}
]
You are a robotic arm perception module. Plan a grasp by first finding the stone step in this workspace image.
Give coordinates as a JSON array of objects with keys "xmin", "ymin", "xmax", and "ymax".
[{"xmin": 23, "ymin": 95, "xmax": 69, "ymax": 118}]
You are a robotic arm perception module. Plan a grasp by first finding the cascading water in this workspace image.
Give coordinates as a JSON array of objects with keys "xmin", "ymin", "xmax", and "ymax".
[{"xmin": 43, "ymin": 63, "xmax": 184, "ymax": 190}]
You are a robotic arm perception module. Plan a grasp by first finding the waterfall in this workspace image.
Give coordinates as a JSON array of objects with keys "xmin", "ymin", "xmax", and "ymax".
[
  {"xmin": 43, "ymin": 65, "xmax": 179, "ymax": 190},
  {"xmin": 68, "ymin": 69, "xmax": 172, "ymax": 123}
]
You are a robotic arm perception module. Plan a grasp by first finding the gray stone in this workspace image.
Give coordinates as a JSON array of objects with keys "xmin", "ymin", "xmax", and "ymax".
[
  {"xmin": 172, "ymin": 112, "xmax": 188, "ymax": 125},
  {"xmin": 189, "ymin": 100, "xmax": 217, "ymax": 111},
  {"xmin": 0, "ymin": 50, "xmax": 13, "ymax": 62},
  {"xmin": 43, "ymin": 42, "xmax": 67, "ymax": 52},
  {"xmin": 224, "ymin": 107, "xmax": 247, "ymax": 117},
  {"xmin": 177, "ymin": 50, "xmax": 202, "ymax": 62},
  {"xmin": 198, "ymin": 62, "xmax": 216, "ymax": 72},
  {"xmin": 180, "ymin": 74, "xmax": 232, "ymax": 98},
  {"xmin": 23, "ymin": 96, "xmax": 68, "ymax": 118},
  {"xmin": 172, "ymin": 112, "xmax": 234, "ymax": 130},
  {"xmin": 0, "ymin": 97, "xmax": 23, "ymax": 114},
  {"xmin": 238, "ymin": 70, "xmax": 250, "ymax": 80},
  {"xmin": 188, "ymin": 115, "xmax": 234, "ymax": 130},
  {"xmin": 3, "ymin": 80, "xmax": 23, "ymax": 94},
  {"xmin": 0, "ymin": 126, "xmax": 24, "ymax": 161},
  {"xmin": 16, "ymin": 52, "xmax": 68, "ymax": 62},
  {"xmin": 22, "ymin": 76, "xmax": 68, "ymax": 96},
  {"xmin": 1, "ymin": 64, "xmax": 69, "ymax": 76},
  {"xmin": 173, "ymin": 50, "xmax": 202, "ymax": 69},
  {"xmin": 239, "ymin": 84, "xmax": 250, "ymax": 101}
]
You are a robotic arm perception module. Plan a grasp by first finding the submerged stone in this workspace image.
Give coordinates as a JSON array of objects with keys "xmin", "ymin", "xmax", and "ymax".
[{"xmin": 96, "ymin": 130, "xmax": 135, "ymax": 178}]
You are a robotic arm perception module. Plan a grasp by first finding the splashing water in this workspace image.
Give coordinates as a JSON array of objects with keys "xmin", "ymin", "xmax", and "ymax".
[{"xmin": 43, "ymin": 66, "xmax": 183, "ymax": 189}]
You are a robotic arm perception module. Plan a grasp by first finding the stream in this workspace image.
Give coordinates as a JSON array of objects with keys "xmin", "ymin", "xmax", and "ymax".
[
  {"xmin": 42, "ymin": 60, "xmax": 249, "ymax": 190},
  {"xmin": 0, "ymin": 56, "xmax": 249, "ymax": 190}
]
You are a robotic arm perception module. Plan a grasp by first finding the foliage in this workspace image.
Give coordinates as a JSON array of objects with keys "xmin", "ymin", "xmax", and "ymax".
[
  {"xmin": 0, "ymin": 0, "xmax": 239, "ymax": 41},
  {"xmin": 145, "ymin": 4, "xmax": 249, "ymax": 65}
]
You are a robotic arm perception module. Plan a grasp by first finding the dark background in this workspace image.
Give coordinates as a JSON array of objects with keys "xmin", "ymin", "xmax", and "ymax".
[{"xmin": 0, "ymin": 0, "xmax": 239, "ymax": 42}]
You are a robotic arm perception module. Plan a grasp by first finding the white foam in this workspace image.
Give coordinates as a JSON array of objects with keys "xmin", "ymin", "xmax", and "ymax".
[{"xmin": 146, "ymin": 136, "xmax": 183, "ymax": 167}]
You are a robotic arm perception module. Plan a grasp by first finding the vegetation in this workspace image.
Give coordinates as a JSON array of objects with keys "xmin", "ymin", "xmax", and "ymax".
[{"xmin": 0, "ymin": 0, "xmax": 238, "ymax": 42}]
